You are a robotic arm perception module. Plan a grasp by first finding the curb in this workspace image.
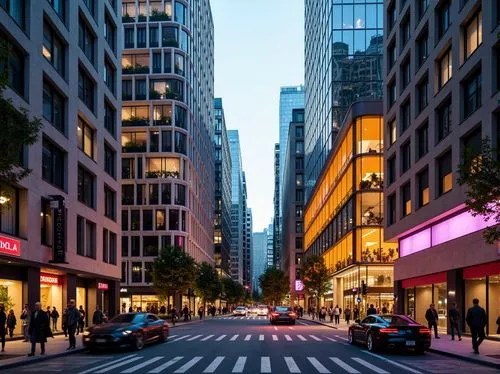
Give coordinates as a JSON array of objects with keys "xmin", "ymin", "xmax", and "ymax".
[
  {"xmin": 0, "ymin": 347, "xmax": 85, "ymax": 371},
  {"xmin": 427, "ymin": 348, "xmax": 500, "ymax": 369},
  {"xmin": 300, "ymin": 318, "xmax": 339, "ymax": 330}
]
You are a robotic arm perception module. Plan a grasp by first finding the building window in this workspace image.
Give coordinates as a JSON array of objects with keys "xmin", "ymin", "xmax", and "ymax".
[
  {"xmin": 42, "ymin": 138, "xmax": 65, "ymax": 190},
  {"xmin": 78, "ymin": 17, "xmax": 95, "ymax": 65},
  {"xmin": 77, "ymin": 165, "xmax": 95, "ymax": 208},
  {"xmin": 104, "ymin": 12, "xmax": 116, "ymax": 53},
  {"xmin": 464, "ymin": 11, "xmax": 482, "ymax": 59},
  {"xmin": 437, "ymin": 150, "xmax": 452, "ymax": 195},
  {"xmin": 0, "ymin": 185, "xmax": 19, "ymax": 236},
  {"xmin": 122, "ymin": 184, "xmax": 134, "ymax": 205},
  {"xmin": 122, "ymin": 211, "xmax": 128, "ymax": 232},
  {"xmin": 124, "ymin": 27, "xmax": 134, "ymax": 48},
  {"xmin": 295, "ymin": 189, "xmax": 303, "ymax": 201},
  {"xmin": 150, "ymin": 79, "xmax": 184, "ymax": 101},
  {"xmin": 438, "ymin": 48, "xmax": 452, "ymax": 89},
  {"xmin": 416, "ymin": 122, "xmax": 429, "ymax": 160},
  {"xmin": 137, "ymin": 27, "xmax": 146, "ymax": 48},
  {"xmin": 462, "ymin": 126, "xmax": 482, "ymax": 165},
  {"xmin": 400, "ymin": 15, "xmax": 410, "ymax": 48},
  {"xmin": 47, "ymin": 0, "xmax": 65, "ymax": 22},
  {"xmin": 144, "ymin": 262, "xmax": 153, "ymax": 282},
  {"xmin": 463, "ymin": 69, "xmax": 481, "ymax": 118},
  {"xmin": 387, "ymin": 156, "xmax": 396, "ymax": 185},
  {"xmin": 131, "ymin": 235, "xmax": 140, "ymax": 255},
  {"xmin": 295, "ymin": 222, "xmax": 303, "ymax": 233},
  {"xmin": 401, "ymin": 58, "xmax": 410, "ymax": 90},
  {"xmin": 104, "ymin": 58, "xmax": 116, "ymax": 95},
  {"xmin": 295, "ymin": 237, "xmax": 303, "ymax": 249},
  {"xmin": 1, "ymin": 0, "xmax": 26, "ymax": 29},
  {"xmin": 416, "ymin": 76, "xmax": 428, "ymax": 114},
  {"xmin": 295, "ymin": 206, "xmax": 303, "ymax": 218},
  {"xmin": 42, "ymin": 21, "xmax": 65, "ymax": 77},
  {"xmin": 388, "ymin": 194, "xmax": 396, "ymax": 226},
  {"xmin": 437, "ymin": 1, "xmax": 451, "ymax": 40},
  {"xmin": 296, "ymin": 141, "xmax": 304, "ymax": 154},
  {"xmin": 40, "ymin": 198, "xmax": 51, "ymax": 245},
  {"xmin": 401, "ymin": 182, "xmax": 411, "ymax": 217},
  {"xmin": 388, "ymin": 118, "xmax": 397, "ymax": 146},
  {"xmin": 175, "ymin": 106, "xmax": 187, "ymax": 129},
  {"xmin": 104, "ymin": 100, "xmax": 116, "ymax": 137},
  {"xmin": 104, "ymin": 186, "xmax": 116, "ymax": 221},
  {"xmin": 131, "ymin": 211, "xmax": 140, "ymax": 231},
  {"xmin": 121, "ymin": 261, "xmax": 127, "ymax": 282},
  {"xmin": 296, "ymin": 173, "xmax": 303, "ymax": 187},
  {"xmin": 1, "ymin": 39, "xmax": 25, "ymax": 96},
  {"xmin": 401, "ymin": 141, "xmax": 411, "ymax": 174},
  {"xmin": 417, "ymin": 168, "xmax": 429, "ymax": 208},
  {"xmin": 136, "ymin": 79, "xmax": 146, "ymax": 100},
  {"xmin": 417, "ymin": 0, "xmax": 429, "ymax": 20},
  {"xmin": 142, "ymin": 210, "xmax": 152, "ymax": 231},
  {"xmin": 78, "ymin": 67, "xmax": 95, "ymax": 112},
  {"xmin": 156, "ymin": 209, "xmax": 166, "ymax": 230},
  {"xmin": 122, "ymin": 80, "xmax": 132, "ymax": 101},
  {"xmin": 43, "ymin": 81, "xmax": 65, "ymax": 134},
  {"xmin": 401, "ymin": 99, "xmax": 411, "ymax": 133},
  {"xmin": 102, "ymin": 229, "xmax": 117, "ymax": 265},
  {"xmin": 162, "ymin": 183, "xmax": 171, "ymax": 204},
  {"xmin": 388, "ymin": 40, "xmax": 396, "ymax": 71},
  {"xmin": 76, "ymin": 216, "xmax": 96, "ymax": 259},
  {"xmin": 295, "ymin": 126, "xmax": 304, "ymax": 137},
  {"xmin": 77, "ymin": 118, "xmax": 94, "ymax": 159},
  {"xmin": 437, "ymin": 98, "xmax": 452, "ymax": 142},
  {"xmin": 150, "ymin": 26, "xmax": 159, "ymax": 47},
  {"xmin": 416, "ymin": 29, "xmax": 428, "ymax": 68},
  {"xmin": 295, "ymin": 157, "xmax": 303, "ymax": 169},
  {"xmin": 388, "ymin": 79, "xmax": 396, "ymax": 107},
  {"xmin": 174, "ymin": 131, "xmax": 186, "ymax": 154},
  {"xmin": 131, "ymin": 262, "xmax": 142, "ymax": 283},
  {"xmin": 174, "ymin": 1, "xmax": 186, "ymax": 25},
  {"xmin": 387, "ymin": 1, "xmax": 396, "ymax": 32},
  {"xmin": 82, "ymin": 0, "xmax": 95, "ymax": 17}
]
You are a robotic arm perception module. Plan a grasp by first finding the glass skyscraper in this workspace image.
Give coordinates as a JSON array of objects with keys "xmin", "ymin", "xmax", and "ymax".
[{"xmin": 304, "ymin": 0, "xmax": 383, "ymax": 202}]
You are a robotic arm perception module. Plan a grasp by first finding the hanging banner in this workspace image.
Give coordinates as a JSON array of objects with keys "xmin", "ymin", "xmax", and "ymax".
[{"xmin": 51, "ymin": 196, "xmax": 66, "ymax": 263}]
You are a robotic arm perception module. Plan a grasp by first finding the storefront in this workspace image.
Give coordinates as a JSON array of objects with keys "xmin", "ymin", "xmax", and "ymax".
[
  {"xmin": 39, "ymin": 273, "xmax": 63, "ymax": 327},
  {"xmin": 0, "ymin": 278, "xmax": 23, "ymax": 335}
]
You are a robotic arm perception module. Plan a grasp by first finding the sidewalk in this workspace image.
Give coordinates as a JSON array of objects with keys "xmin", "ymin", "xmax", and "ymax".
[{"xmin": 300, "ymin": 316, "xmax": 500, "ymax": 368}]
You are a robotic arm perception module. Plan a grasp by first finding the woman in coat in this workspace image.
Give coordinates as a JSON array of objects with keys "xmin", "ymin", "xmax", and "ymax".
[
  {"xmin": 28, "ymin": 302, "xmax": 52, "ymax": 356},
  {"xmin": 0, "ymin": 303, "xmax": 6, "ymax": 352},
  {"xmin": 6, "ymin": 309, "xmax": 16, "ymax": 338}
]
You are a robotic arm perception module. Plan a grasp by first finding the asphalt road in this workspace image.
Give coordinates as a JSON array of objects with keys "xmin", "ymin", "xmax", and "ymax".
[{"xmin": 15, "ymin": 316, "xmax": 496, "ymax": 373}]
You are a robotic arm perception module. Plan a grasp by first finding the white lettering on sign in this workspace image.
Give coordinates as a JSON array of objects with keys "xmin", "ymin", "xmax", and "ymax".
[
  {"xmin": 0, "ymin": 235, "xmax": 21, "ymax": 256},
  {"xmin": 40, "ymin": 274, "xmax": 60, "ymax": 285},
  {"xmin": 98, "ymin": 282, "xmax": 109, "ymax": 290}
]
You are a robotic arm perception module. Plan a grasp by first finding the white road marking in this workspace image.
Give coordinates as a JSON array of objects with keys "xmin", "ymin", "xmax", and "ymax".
[
  {"xmin": 94, "ymin": 357, "xmax": 143, "ymax": 373},
  {"xmin": 351, "ymin": 358, "xmax": 389, "ymax": 374},
  {"xmin": 272, "ymin": 334, "xmax": 278, "ymax": 341},
  {"xmin": 259, "ymin": 334, "xmax": 265, "ymax": 341},
  {"xmin": 309, "ymin": 335, "xmax": 322, "ymax": 341},
  {"xmin": 274, "ymin": 326, "xmax": 278, "ymax": 331},
  {"xmin": 288, "ymin": 327, "xmax": 295, "ymax": 330},
  {"xmin": 284, "ymin": 357, "xmax": 301, "ymax": 373},
  {"xmin": 329, "ymin": 357, "xmax": 360, "ymax": 374},
  {"xmin": 324, "ymin": 337, "xmax": 337, "ymax": 342},
  {"xmin": 240, "ymin": 317, "xmax": 244, "ymax": 320},
  {"xmin": 230, "ymin": 334, "xmax": 239, "ymax": 341},
  {"xmin": 148, "ymin": 356, "xmax": 184, "ymax": 373},
  {"xmin": 307, "ymin": 357, "xmax": 330, "ymax": 373},
  {"xmin": 232, "ymin": 356, "xmax": 247, "ymax": 373},
  {"xmin": 261, "ymin": 357, "xmax": 271, "ymax": 373},
  {"xmin": 285, "ymin": 334, "xmax": 292, "ymax": 341},
  {"xmin": 362, "ymin": 351, "xmax": 423, "ymax": 373},
  {"xmin": 120, "ymin": 357, "xmax": 163, "ymax": 373},
  {"xmin": 202, "ymin": 356, "xmax": 225, "ymax": 373},
  {"xmin": 78, "ymin": 355, "xmax": 138, "ymax": 374},
  {"xmin": 187, "ymin": 334, "xmax": 203, "ymax": 341},
  {"xmin": 201, "ymin": 334, "xmax": 215, "ymax": 341},
  {"xmin": 173, "ymin": 356, "xmax": 203, "ymax": 373},
  {"xmin": 215, "ymin": 334, "xmax": 227, "ymax": 341},
  {"xmin": 297, "ymin": 334, "xmax": 307, "ymax": 341},
  {"xmin": 335, "ymin": 335, "xmax": 349, "ymax": 341},
  {"xmin": 168, "ymin": 335, "xmax": 178, "ymax": 339},
  {"xmin": 170, "ymin": 335, "xmax": 190, "ymax": 342},
  {"xmin": 244, "ymin": 334, "xmax": 251, "ymax": 341}
]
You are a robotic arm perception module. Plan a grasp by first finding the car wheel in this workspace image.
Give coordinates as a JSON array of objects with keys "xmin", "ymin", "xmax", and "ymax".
[
  {"xmin": 366, "ymin": 333, "xmax": 377, "ymax": 352},
  {"xmin": 348, "ymin": 329, "xmax": 354, "ymax": 345},
  {"xmin": 161, "ymin": 329, "xmax": 168, "ymax": 342},
  {"xmin": 135, "ymin": 332, "xmax": 144, "ymax": 350}
]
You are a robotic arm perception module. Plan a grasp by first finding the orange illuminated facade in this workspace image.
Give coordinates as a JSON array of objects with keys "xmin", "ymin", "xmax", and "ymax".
[{"xmin": 304, "ymin": 101, "xmax": 397, "ymax": 313}]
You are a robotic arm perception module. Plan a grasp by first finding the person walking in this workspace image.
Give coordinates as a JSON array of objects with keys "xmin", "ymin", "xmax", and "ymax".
[
  {"xmin": 51, "ymin": 307, "xmax": 59, "ymax": 332},
  {"xmin": 66, "ymin": 300, "xmax": 80, "ymax": 350},
  {"xmin": 182, "ymin": 305, "xmax": 189, "ymax": 322},
  {"xmin": 334, "ymin": 305, "xmax": 340, "ymax": 324},
  {"xmin": 328, "ymin": 305, "xmax": 334, "ymax": 323},
  {"xmin": 345, "ymin": 307, "xmax": 351, "ymax": 324},
  {"xmin": 160, "ymin": 305, "xmax": 166, "ymax": 315},
  {"xmin": 20, "ymin": 304, "xmax": 30, "ymax": 342},
  {"xmin": 198, "ymin": 306, "xmax": 204, "ymax": 320},
  {"xmin": 0, "ymin": 303, "xmax": 6, "ymax": 352},
  {"xmin": 353, "ymin": 306, "xmax": 359, "ymax": 321},
  {"xmin": 425, "ymin": 303, "xmax": 440, "ymax": 339},
  {"xmin": 466, "ymin": 298, "xmax": 487, "ymax": 354},
  {"xmin": 7, "ymin": 309, "xmax": 16, "ymax": 338},
  {"xmin": 448, "ymin": 302, "xmax": 462, "ymax": 341},
  {"xmin": 61, "ymin": 307, "xmax": 68, "ymax": 338},
  {"xmin": 28, "ymin": 302, "xmax": 51, "ymax": 356},
  {"xmin": 171, "ymin": 307, "xmax": 177, "ymax": 326},
  {"xmin": 92, "ymin": 306, "xmax": 104, "ymax": 325},
  {"xmin": 367, "ymin": 304, "xmax": 377, "ymax": 316},
  {"xmin": 77, "ymin": 305, "xmax": 85, "ymax": 334},
  {"xmin": 381, "ymin": 304, "xmax": 388, "ymax": 314}
]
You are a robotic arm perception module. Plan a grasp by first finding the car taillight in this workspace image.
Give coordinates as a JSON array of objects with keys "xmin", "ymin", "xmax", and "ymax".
[
  {"xmin": 271, "ymin": 312, "xmax": 280, "ymax": 316},
  {"xmin": 419, "ymin": 328, "xmax": 431, "ymax": 334},
  {"xmin": 379, "ymin": 328, "xmax": 399, "ymax": 334},
  {"xmin": 288, "ymin": 313, "xmax": 296, "ymax": 317}
]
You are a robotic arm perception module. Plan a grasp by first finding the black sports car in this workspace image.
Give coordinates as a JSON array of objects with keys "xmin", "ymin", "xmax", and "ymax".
[
  {"xmin": 269, "ymin": 306, "xmax": 297, "ymax": 325},
  {"xmin": 83, "ymin": 313, "xmax": 169, "ymax": 351},
  {"xmin": 348, "ymin": 314, "xmax": 431, "ymax": 354}
]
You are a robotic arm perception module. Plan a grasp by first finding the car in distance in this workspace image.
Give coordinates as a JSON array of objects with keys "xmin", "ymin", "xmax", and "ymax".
[
  {"xmin": 82, "ymin": 312, "xmax": 169, "ymax": 351},
  {"xmin": 348, "ymin": 314, "xmax": 431, "ymax": 353},
  {"xmin": 232, "ymin": 306, "xmax": 248, "ymax": 316},
  {"xmin": 269, "ymin": 306, "xmax": 296, "ymax": 325},
  {"xmin": 256, "ymin": 305, "xmax": 269, "ymax": 316}
]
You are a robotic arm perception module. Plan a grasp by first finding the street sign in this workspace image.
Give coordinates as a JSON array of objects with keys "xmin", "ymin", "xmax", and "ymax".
[{"xmin": 356, "ymin": 297, "xmax": 361, "ymax": 303}]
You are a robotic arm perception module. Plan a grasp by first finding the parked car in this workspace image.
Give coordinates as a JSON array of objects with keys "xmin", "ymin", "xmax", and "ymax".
[
  {"xmin": 256, "ymin": 305, "xmax": 269, "ymax": 316},
  {"xmin": 82, "ymin": 313, "xmax": 169, "ymax": 351},
  {"xmin": 232, "ymin": 306, "xmax": 248, "ymax": 316},
  {"xmin": 269, "ymin": 306, "xmax": 296, "ymax": 325},
  {"xmin": 348, "ymin": 314, "xmax": 431, "ymax": 354}
]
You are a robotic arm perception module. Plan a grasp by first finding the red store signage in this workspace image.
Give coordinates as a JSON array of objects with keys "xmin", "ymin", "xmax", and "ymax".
[
  {"xmin": 98, "ymin": 282, "xmax": 109, "ymax": 291},
  {"xmin": 0, "ymin": 235, "xmax": 21, "ymax": 257},
  {"xmin": 40, "ymin": 273, "xmax": 60, "ymax": 285}
]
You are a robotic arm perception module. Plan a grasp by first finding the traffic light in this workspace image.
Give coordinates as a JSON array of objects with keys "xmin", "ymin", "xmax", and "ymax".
[{"xmin": 361, "ymin": 281, "xmax": 367, "ymax": 295}]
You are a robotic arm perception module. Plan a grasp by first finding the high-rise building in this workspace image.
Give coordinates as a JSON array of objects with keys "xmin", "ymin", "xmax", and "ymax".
[
  {"xmin": 0, "ymin": 0, "xmax": 122, "ymax": 328},
  {"xmin": 245, "ymin": 207, "xmax": 253, "ymax": 290},
  {"xmin": 384, "ymin": 0, "xmax": 499, "ymax": 335},
  {"xmin": 272, "ymin": 143, "xmax": 280, "ymax": 268},
  {"xmin": 252, "ymin": 227, "xmax": 269, "ymax": 293},
  {"xmin": 120, "ymin": 0, "xmax": 215, "ymax": 310},
  {"xmin": 266, "ymin": 222, "xmax": 274, "ymax": 269},
  {"xmin": 304, "ymin": 0, "xmax": 384, "ymax": 201},
  {"xmin": 214, "ymin": 98, "xmax": 232, "ymax": 279},
  {"xmin": 241, "ymin": 172, "xmax": 252, "ymax": 289},
  {"xmin": 282, "ymin": 109, "xmax": 305, "ymax": 306}
]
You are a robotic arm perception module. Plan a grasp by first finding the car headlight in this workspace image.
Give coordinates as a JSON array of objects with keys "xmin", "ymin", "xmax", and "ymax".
[
  {"xmin": 122, "ymin": 330, "xmax": 132, "ymax": 336},
  {"xmin": 83, "ymin": 331, "xmax": 90, "ymax": 336}
]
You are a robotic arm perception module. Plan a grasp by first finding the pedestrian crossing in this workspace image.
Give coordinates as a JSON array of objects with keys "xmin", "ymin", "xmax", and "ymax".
[
  {"xmin": 165, "ymin": 333, "xmax": 338, "ymax": 343},
  {"xmin": 77, "ymin": 353, "xmax": 421, "ymax": 374},
  {"xmin": 219, "ymin": 316, "xmax": 269, "ymax": 320}
]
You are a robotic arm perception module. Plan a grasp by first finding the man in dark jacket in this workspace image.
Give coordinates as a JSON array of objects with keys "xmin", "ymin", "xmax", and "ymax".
[
  {"xmin": 367, "ymin": 304, "xmax": 377, "ymax": 315},
  {"xmin": 0, "ymin": 303, "xmax": 6, "ymax": 352},
  {"xmin": 28, "ymin": 302, "xmax": 50, "ymax": 356},
  {"xmin": 51, "ymin": 307, "xmax": 59, "ymax": 331},
  {"xmin": 92, "ymin": 306, "xmax": 104, "ymax": 325},
  {"xmin": 66, "ymin": 300, "xmax": 81, "ymax": 350},
  {"xmin": 448, "ymin": 302, "xmax": 461, "ymax": 341},
  {"xmin": 466, "ymin": 298, "xmax": 487, "ymax": 354},
  {"xmin": 425, "ymin": 303, "xmax": 440, "ymax": 338}
]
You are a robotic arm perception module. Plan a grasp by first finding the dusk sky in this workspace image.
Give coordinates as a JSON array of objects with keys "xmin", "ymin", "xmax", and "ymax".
[{"xmin": 211, "ymin": 0, "xmax": 304, "ymax": 231}]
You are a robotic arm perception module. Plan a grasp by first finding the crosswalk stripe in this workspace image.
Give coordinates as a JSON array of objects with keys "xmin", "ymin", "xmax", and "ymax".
[
  {"xmin": 362, "ymin": 351, "xmax": 423, "ymax": 373},
  {"xmin": 307, "ymin": 357, "xmax": 330, "ymax": 373},
  {"xmin": 284, "ymin": 357, "xmax": 301, "ymax": 373},
  {"xmin": 261, "ymin": 357, "xmax": 271, "ymax": 373},
  {"xmin": 297, "ymin": 334, "xmax": 307, "ymax": 341},
  {"xmin": 148, "ymin": 356, "xmax": 184, "ymax": 373},
  {"xmin": 329, "ymin": 357, "xmax": 360, "ymax": 374},
  {"xmin": 309, "ymin": 335, "xmax": 322, "ymax": 341},
  {"xmin": 325, "ymin": 337, "xmax": 337, "ymax": 342},
  {"xmin": 351, "ymin": 358, "xmax": 389, "ymax": 374},
  {"xmin": 274, "ymin": 326, "xmax": 278, "ymax": 331},
  {"xmin": 272, "ymin": 334, "xmax": 278, "ymax": 341},
  {"xmin": 240, "ymin": 317, "xmax": 244, "ymax": 320},
  {"xmin": 215, "ymin": 334, "xmax": 227, "ymax": 341},
  {"xmin": 201, "ymin": 334, "xmax": 215, "ymax": 341},
  {"xmin": 170, "ymin": 335, "xmax": 190, "ymax": 342},
  {"xmin": 168, "ymin": 335, "xmax": 178, "ymax": 339},
  {"xmin": 94, "ymin": 357, "xmax": 143, "ymax": 373},
  {"xmin": 187, "ymin": 334, "xmax": 203, "ymax": 341},
  {"xmin": 244, "ymin": 334, "xmax": 251, "ymax": 341},
  {"xmin": 120, "ymin": 357, "xmax": 163, "ymax": 373},
  {"xmin": 230, "ymin": 334, "xmax": 239, "ymax": 341},
  {"xmin": 232, "ymin": 356, "xmax": 247, "ymax": 373},
  {"xmin": 285, "ymin": 334, "xmax": 292, "ymax": 341},
  {"xmin": 78, "ymin": 355, "xmax": 138, "ymax": 374},
  {"xmin": 173, "ymin": 356, "xmax": 203, "ymax": 373},
  {"xmin": 202, "ymin": 356, "xmax": 225, "ymax": 373},
  {"xmin": 335, "ymin": 335, "xmax": 349, "ymax": 341},
  {"xmin": 288, "ymin": 327, "xmax": 295, "ymax": 330},
  {"xmin": 259, "ymin": 334, "xmax": 264, "ymax": 341}
]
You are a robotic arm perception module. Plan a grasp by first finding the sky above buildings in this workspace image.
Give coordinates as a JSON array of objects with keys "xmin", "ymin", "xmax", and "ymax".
[{"xmin": 211, "ymin": 0, "xmax": 304, "ymax": 231}]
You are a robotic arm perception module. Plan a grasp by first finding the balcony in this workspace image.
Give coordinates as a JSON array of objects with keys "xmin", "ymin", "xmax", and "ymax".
[
  {"xmin": 137, "ymin": 14, "xmax": 147, "ymax": 22},
  {"xmin": 150, "ymin": 10, "xmax": 171, "ymax": 22},
  {"xmin": 150, "ymin": 90, "xmax": 182, "ymax": 101},
  {"xmin": 162, "ymin": 38, "xmax": 179, "ymax": 48},
  {"xmin": 145, "ymin": 170, "xmax": 180, "ymax": 179},
  {"xmin": 123, "ymin": 65, "xmax": 150, "ymax": 75},
  {"xmin": 360, "ymin": 247, "xmax": 397, "ymax": 264},
  {"xmin": 122, "ymin": 13, "xmax": 135, "ymax": 23},
  {"xmin": 154, "ymin": 117, "xmax": 172, "ymax": 126},
  {"xmin": 122, "ymin": 117, "xmax": 149, "ymax": 127},
  {"xmin": 122, "ymin": 141, "xmax": 147, "ymax": 153}
]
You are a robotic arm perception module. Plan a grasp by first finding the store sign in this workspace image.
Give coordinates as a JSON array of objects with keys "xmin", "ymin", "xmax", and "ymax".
[
  {"xmin": 98, "ymin": 282, "xmax": 109, "ymax": 291},
  {"xmin": 51, "ymin": 196, "xmax": 66, "ymax": 263},
  {"xmin": 120, "ymin": 288, "xmax": 128, "ymax": 293},
  {"xmin": 40, "ymin": 274, "xmax": 60, "ymax": 285},
  {"xmin": 295, "ymin": 280, "xmax": 305, "ymax": 292},
  {"xmin": 0, "ymin": 235, "xmax": 20, "ymax": 257}
]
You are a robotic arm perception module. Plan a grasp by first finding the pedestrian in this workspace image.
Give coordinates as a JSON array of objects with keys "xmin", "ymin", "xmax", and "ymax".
[
  {"xmin": 307, "ymin": 307, "xmax": 311, "ymax": 318},
  {"xmin": 171, "ymin": 307, "xmax": 177, "ymax": 326},
  {"xmin": 353, "ymin": 306, "xmax": 359, "ymax": 320},
  {"xmin": 334, "ymin": 305, "xmax": 340, "ymax": 324},
  {"xmin": 160, "ymin": 305, "xmax": 167, "ymax": 315},
  {"xmin": 92, "ymin": 306, "xmax": 104, "ymax": 325},
  {"xmin": 344, "ymin": 307, "xmax": 351, "ymax": 324},
  {"xmin": 66, "ymin": 300, "xmax": 81, "ymax": 350},
  {"xmin": 20, "ymin": 304, "xmax": 30, "ymax": 341},
  {"xmin": 382, "ymin": 304, "xmax": 388, "ymax": 314},
  {"xmin": 198, "ymin": 306, "xmax": 203, "ymax": 320},
  {"xmin": 7, "ymin": 309, "xmax": 16, "ymax": 338},
  {"xmin": 466, "ymin": 298, "xmax": 487, "ymax": 354},
  {"xmin": 299, "ymin": 306, "xmax": 304, "ymax": 318},
  {"xmin": 51, "ymin": 306, "xmax": 59, "ymax": 331},
  {"xmin": 77, "ymin": 305, "xmax": 85, "ymax": 334},
  {"xmin": 45, "ymin": 306, "xmax": 51, "ymax": 322},
  {"xmin": 28, "ymin": 302, "xmax": 51, "ymax": 356},
  {"xmin": 0, "ymin": 303, "xmax": 6, "ymax": 352},
  {"xmin": 182, "ymin": 305, "xmax": 189, "ymax": 322},
  {"xmin": 367, "ymin": 304, "xmax": 377, "ymax": 316},
  {"xmin": 425, "ymin": 303, "xmax": 440, "ymax": 339},
  {"xmin": 497, "ymin": 316, "xmax": 500, "ymax": 335},
  {"xmin": 328, "ymin": 305, "xmax": 334, "ymax": 323},
  {"xmin": 448, "ymin": 302, "xmax": 462, "ymax": 341},
  {"xmin": 61, "ymin": 308, "xmax": 68, "ymax": 338}
]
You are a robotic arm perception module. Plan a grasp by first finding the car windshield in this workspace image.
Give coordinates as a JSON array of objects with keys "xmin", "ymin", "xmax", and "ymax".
[
  {"xmin": 380, "ymin": 316, "xmax": 412, "ymax": 326},
  {"xmin": 110, "ymin": 314, "xmax": 143, "ymax": 323},
  {"xmin": 258, "ymin": 305, "xmax": 267, "ymax": 309},
  {"xmin": 236, "ymin": 307, "xmax": 245, "ymax": 310},
  {"xmin": 275, "ymin": 307, "xmax": 291, "ymax": 312}
]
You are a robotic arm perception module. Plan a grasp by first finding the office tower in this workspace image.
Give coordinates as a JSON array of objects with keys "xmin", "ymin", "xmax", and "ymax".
[
  {"xmin": 0, "ymin": 0, "xmax": 122, "ymax": 325},
  {"xmin": 304, "ymin": 0, "xmax": 383, "ymax": 201},
  {"xmin": 214, "ymin": 98, "xmax": 232, "ymax": 278},
  {"xmin": 266, "ymin": 222, "xmax": 274, "ymax": 269},
  {"xmin": 272, "ymin": 143, "xmax": 280, "ymax": 268},
  {"xmin": 245, "ymin": 207, "xmax": 253, "ymax": 290},
  {"xmin": 241, "ymin": 172, "xmax": 251, "ymax": 289},
  {"xmin": 281, "ymin": 109, "xmax": 305, "ymax": 307},
  {"xmin": 120, "ymin": 0, "xmax": 215, "ymax": 310},
  {"xmin": 384, "ymin": 0, "xmax": 499, "ymax": 334},
  {"xmin": 252, "ymin": 228, "xmax": 269, "ymax": 293}
]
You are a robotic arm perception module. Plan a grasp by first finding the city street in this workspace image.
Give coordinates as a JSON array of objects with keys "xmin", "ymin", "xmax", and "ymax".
[{"xmin": 13, "ymin": 317, "xmax": 496, "ymax": 374}]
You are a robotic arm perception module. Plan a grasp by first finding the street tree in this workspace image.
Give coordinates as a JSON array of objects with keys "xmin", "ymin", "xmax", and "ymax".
[
  {"xmin": 300, "ymin": 255, "xmax": 331, "ymax": 308},
  {"xmin": 258, "ymin": 268, "xmax": 289, "ymax": 306},
  {"xmin": 195, "ymin": 262, "xmax": 222, "ymax": 309},
  {"xmin": 222, "ymin": 277, "xmax": 245, "ymax": 306},
  {"xmin": 457, "ymin": 137, "xmax": 500, "ymax": 244},
  {"xmin": 152, "ymin": 246, "xmax": 196, "ymax": 308}
]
